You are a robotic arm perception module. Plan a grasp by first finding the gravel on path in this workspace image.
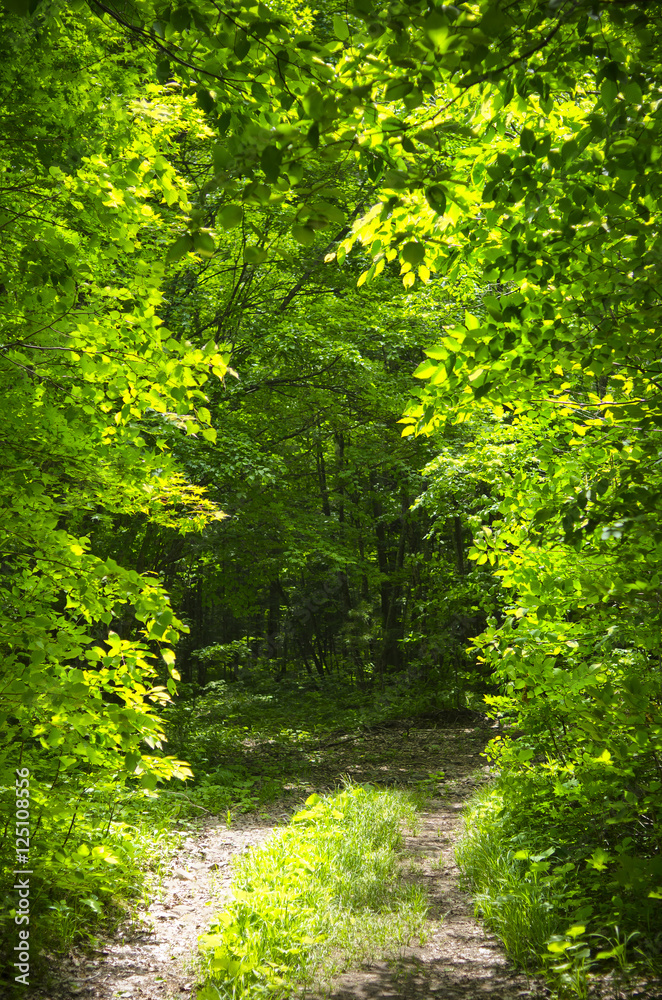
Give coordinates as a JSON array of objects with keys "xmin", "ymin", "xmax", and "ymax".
[{"xmin": 25, "ymin": 810, "xmax": 288, "ymax": 1000}]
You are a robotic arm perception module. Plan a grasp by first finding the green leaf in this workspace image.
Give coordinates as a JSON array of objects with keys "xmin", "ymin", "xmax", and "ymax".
[
  {"xmin": 601, "ymin": 78, "xmax": 618, "ymax": 107},
  {"xmin": 303, "ymin": 88, "xmax": 324, "ymax": 120},
  {"xmin": 243, "ymin": 247, "xmax": 269, "ymax": 263},
  {"xmin": 547, "ymin": 939, "xmax": 571, "ymax": 954},
  {"xmin": 424, "ymin": 12, "xmax": 449, "ymax": 49},
  {"xmin": 217, "ymin": 109, "xmax": 232, "ymax": 134},
  {"xmin": 472, "ymin": 380, "xmax": 492, "ymax": 399},
  {"xmin": 194, "ymin": 232, "xmax": 216, "ymax": 257},
  {"xmin": 213, "ymin": 144, "xmax": 231, "ymax": 171},
  {"xmin": 413, "ymin": 359, "xmax": 437, "ymax": 379},
  {"xmin": 170, "ymin": 7, "xmax": 190, "ymax": 32},
  {"xmin": 332, "ymin": 15, "xmax": 349, "ymax": 40},
  {"xmin": 385, "ymin": 79, "xmax": 413, "ymax": 102},
  {"xmin": 156, "ymin": 59, "xmax": 171, "ymax": 84},
  {"xmin": 218, "ymin": 204, "xmax": 244, "ymax": 229},
  {"xmin": 481, "ymin": 6, "xmax": 505, "ymax": 34},
  {"xmin": 165, "ymin": 236, "xmax": 193, "ymax": 263},
  {"xmin": 261, "ymin": 144, "xmax": 282, "ymax": 183},
  {"xmin": 623, "ymin": 81, "xmax": 643, "ymax": 105},
  {"xmin": 292, "ymin": 225, "xmax": 315, "ymax": 246},
  {"xmin": 196, "ymin": 88, "xmax": 215, "ymax": 114},
  {"xmin": 425, "ymin": 185, "xmax": 446, "ymax": 215},
  {"xmin": 561, "ymin": 139, "xmax": 578, "ymax": 162},
  {"xmin": 234, "ymin": 31, "xmax": 250, "ymax": 60},
  {"xmin": 520, "ymin": 127, "xmax": 535, "ymax": 152},
  {"xmin": 565, "ymin": 925, "xmax": 586, "ymax": 939},
  {"xmin": 402, "ymin": 242, "xmax": 425, "ymax": 266},
  {"xmin": 586, "ymin": 848, "xmax": 612, "ymax": 871}
]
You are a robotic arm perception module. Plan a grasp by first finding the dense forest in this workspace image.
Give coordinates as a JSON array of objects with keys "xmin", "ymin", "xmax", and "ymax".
[{"xmin": 1, "ymin": 0, "xmax": 662, "ymax": 994}]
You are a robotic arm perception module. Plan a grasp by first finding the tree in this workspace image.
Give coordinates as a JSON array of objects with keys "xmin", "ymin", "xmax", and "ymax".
[
  {"xmin": 0, "ymin": 4, "xmax": 231, "ymax": 937},
  {"xmin": 391, "ymin": 0, "xmax": 662, "ymax": 918}
]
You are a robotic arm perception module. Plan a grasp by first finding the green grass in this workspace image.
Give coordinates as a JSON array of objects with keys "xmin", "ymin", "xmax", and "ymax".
[
  {"xmin": 197, "ymin": 782, "xmax": 428, "ymax": 999},
  {"xmin": 455, "ymin": 786, "xmax": 566, "ymax": 970},
  {"xmin": 455, "ymin": 780, "xmax": 662, "ymax": 997}
]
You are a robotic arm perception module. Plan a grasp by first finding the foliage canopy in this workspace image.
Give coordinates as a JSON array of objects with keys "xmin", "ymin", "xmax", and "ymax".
[{"xmin": 2, "ymin": 0, "xmax": 662, "ymax": 983}]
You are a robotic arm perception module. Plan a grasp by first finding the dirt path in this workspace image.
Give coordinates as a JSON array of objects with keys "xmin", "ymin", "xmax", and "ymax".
[
  {"xmin": 315, "ymin": 768, "xmax": 549, "ymax": 1000},
  {"xmin": 27, "ymin": 811, "xmax": 287, "ymax": 1000},
  {"xmin": 27, "ymin": 722, "xmax": 550, "ymax": 1000}
]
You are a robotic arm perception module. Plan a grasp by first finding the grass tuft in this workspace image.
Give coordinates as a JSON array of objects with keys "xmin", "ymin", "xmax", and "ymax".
[{"xmin": 197, "ymin": 782, "xmax": 427, "ymax": 999}]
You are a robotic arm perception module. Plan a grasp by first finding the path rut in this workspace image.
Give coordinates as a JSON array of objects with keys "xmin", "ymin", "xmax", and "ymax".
[{"xmin": 313, "ymin": 778, "xmax": 548, "ymax": 1000}]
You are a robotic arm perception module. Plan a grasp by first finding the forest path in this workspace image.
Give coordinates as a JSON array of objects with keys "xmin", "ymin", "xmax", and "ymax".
[
  {"xmin": 27, "ymin": 721, "xmax": 549, "ymax": 1000},
  {"xmin": 308, "ymin": 743, "xmax": 548, "ymax": 1000}
]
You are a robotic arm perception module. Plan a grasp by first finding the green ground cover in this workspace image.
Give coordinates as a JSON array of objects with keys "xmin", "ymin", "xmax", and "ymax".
[
  {"xmin": 161, "ymin": 669, "xmax": 455, "ymax": 817},
  {"xmin": 456, "ymin": 769, "xmax": 662, "ymax": 997},
  {"xmin": 197, "ymin": 783, "xmax": 427, "ymax": 1000}
]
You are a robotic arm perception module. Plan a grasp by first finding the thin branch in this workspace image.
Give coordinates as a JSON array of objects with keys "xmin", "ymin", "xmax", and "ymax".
[
  {"xmin": 88, "ymin": 0, "xmax": 249, "ymax": 91},
  {"xmin": 278, "ymin": 200, "xmax": 368, "ymax": 313}
]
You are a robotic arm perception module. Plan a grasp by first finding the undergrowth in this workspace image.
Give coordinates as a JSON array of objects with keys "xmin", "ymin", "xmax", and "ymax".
[
  {"xmin": 162, "ymin": 667, "xmax": 460, "ymax": 818},
  {"xmin": 456, "ymin": 776, "xmax": 662, "ymax": 997},
  {"xmin": 1, "ymin": 786, "xmax": 184, "ymax": 986},
  {"xmin": 197, "ymin": 783, "xmax": 428, "ymax": 999}
]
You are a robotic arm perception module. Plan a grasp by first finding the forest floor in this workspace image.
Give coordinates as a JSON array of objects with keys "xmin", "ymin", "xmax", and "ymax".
[{"xmin": 25, "ymin": 718, "xmax": 644, "ymax": 1000}]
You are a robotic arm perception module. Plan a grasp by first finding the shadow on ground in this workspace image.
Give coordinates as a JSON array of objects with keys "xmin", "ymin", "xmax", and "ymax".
[{"xmin": 214, "ymin": 713, "xmax": 496, "ymax": 794}]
